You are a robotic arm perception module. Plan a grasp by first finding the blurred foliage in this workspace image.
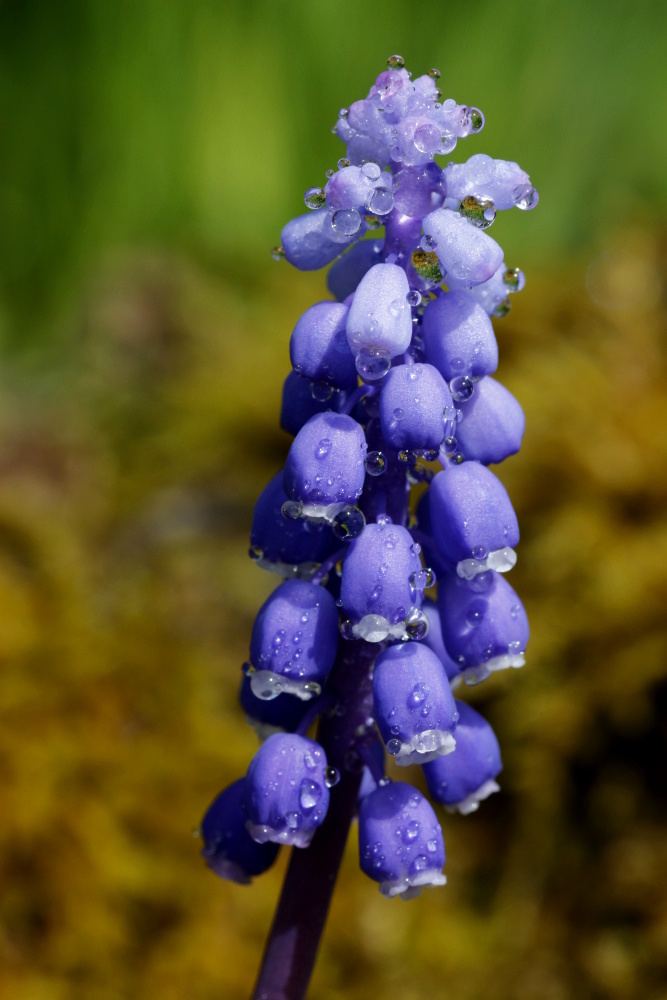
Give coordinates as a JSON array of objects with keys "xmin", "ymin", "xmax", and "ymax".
[{"xmin": 0, "ymin": 3, "xmax": 666, "ymax": 1000}]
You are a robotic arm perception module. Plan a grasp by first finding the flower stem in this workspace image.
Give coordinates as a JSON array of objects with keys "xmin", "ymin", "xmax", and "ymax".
[{"xmin": 251, "ymin": 641, "xmax": 376, "ymax": 1000}]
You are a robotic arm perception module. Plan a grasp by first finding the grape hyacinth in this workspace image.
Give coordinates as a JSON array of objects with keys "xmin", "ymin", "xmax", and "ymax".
[{"xmin": 200, "ymin": 55, "xmax": 538, "ymax": 1000}]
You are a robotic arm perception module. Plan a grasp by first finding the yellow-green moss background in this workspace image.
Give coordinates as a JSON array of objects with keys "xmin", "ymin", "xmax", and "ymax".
[{"xmin": 1, "ymin": 3, "xmax": 666, "ymax": 998}]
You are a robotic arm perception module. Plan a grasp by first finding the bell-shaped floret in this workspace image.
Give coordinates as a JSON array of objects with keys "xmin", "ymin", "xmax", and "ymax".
[
  {"xmin": 421, "ymin": 598, "xmax": 462, "ymax": 685},
  {"xmin": 239, "ymin": 676, "xmax": 310, "ymax": 740},
  {"xmin": 429, "ymin": 463, "xmax": 519, "ymax": 577},
  {"xmin": 283, "ymin": 412, "xmax": 367, "ymax": 518},
  {"xmin": 437, "ymin": 570, "xmax": 529, "ymax": 684},
  {"xmin": 290, "ymin": 301, "xmax": 357, "ymax": 391},
  {"xmin": 358, "ymin": 781, "xmax": 446, "ymax": 899},
  {"xmin": 455, "ymin": 377, "xmax": 525, "ymax": 465},
  {"xmin": 280, "ymin": 371, "xmax": 348, "ymax": 438},
  {"xmin": 468, "ymin": 262, "xmax": 526, "ymax": 316},
  {"xmin": 379, "ymin": 363, "xmax": 453, "ymax": 452},
  {"xmin": 250, "ymin": 472, "xmax": 339, "ymax": 576},
  {"xmin": 339, "ymin": 521, "xmax": 426, "ymax": 641},
  {"xmin": 422, "ymin": 208, "xmax": 503, "ymax": 288},
  {"xmin": 444, "ymin": 154, "xmax": 538, "ymax": 211},
  {"xmin": 200, "ymin": 779, "xmax": 279, "ymax": 883},
  {"xmin": 242, "ymin": 733, "xmax": 331, "ymax": 847},
  {"xmin": 327, "ymin": 239, "xmax": 384, "ymax": 302},
  {"xmin": 281, "ymin": 209, "xmax": 364, "ymax": 271},
  {"xmin": 373, "ymin": 642, "xmax": 458, "ymax": 765},
  {"xmin": 346, "ymin": 263, "xmax": 413, "ymax": 362},
  {"xmin": 421, "ymin": 289, "xmax": 498, "ymax": 382},
  {"xmin": 248, "ymin": 579, "xmax": 339, "ymax": 701},
  {"xmin": 423, "ymin": 700, "xmax": 502, "ymax": 813}
]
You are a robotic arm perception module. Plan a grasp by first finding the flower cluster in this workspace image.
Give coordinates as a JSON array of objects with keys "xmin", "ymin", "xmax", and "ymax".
[{"xmin": 201, "ymin": 56, "xmax": 536, "ymax": 902}]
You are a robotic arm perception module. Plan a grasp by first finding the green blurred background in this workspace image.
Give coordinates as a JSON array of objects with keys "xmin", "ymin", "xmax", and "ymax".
[{"xmin": 0, "ymin": 1, "xmax": 666, "ymax": 998}]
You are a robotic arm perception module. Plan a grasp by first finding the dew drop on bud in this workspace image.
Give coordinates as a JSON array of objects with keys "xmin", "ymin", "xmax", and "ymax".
[
  {"xmin": 311, "ymin": 381, "xmax": 334, "ymax": 402},
  {"xmin": 325, "ymin": 168, "xmax": 334, "ymax": 179},
  {"xmin": 468, "ymin": 107, "xmax": 485, "ymax": 133},
  {"xmin": 355, "ymin": 346, "xmax": 391, "ymax": 381},
  {"xmin": 420, "ymin": 234, "xmax": 437, "ymax": 252},
  {"xmin": 332, "ymin": 505, "xmax": 366, "ymax": 540},
  {"xmin": 365, "ymin": 450, "xmax": 387, "ymax": 476},
  {"xmin": 271, "ymin": 245, "xmax": 285, "ymax": 261},
  {"xmin": 304, "ymin": 186, "xmax": 326, "ymax": 210},
  {"xmin": 324, "ymin": 766, "xmax": 340, "ymax": 788},
  {"xmin": 339, "ymin": 107, "xmax": 349, "ymax": 119},
  {"xmin": 366, "ymin": 187, "xmax": 394, "ymax": 215},
  {"xmin": 386, "ymin": 738, "xmax": 402, "ymax": 755},
  {"xmin": 428, "ymin": 68, "xmax": 441, "ymax": 80},
  {"xmin": 282, "ymin": 500, "xmax": 303, "ymax": 520},
  {"xmin": 503, "ymin": 267, "xmax": 522, "ymax": 290},
  {"xmin": 387, "ymin": 54, "xmax": 405, "ymax": 70},
  {"xmin": 299, "ymin": 778, "xmax": 322, "ymax": 811},
  {"xmin": 406, "ymin": 290, "xmax": 422, "ymax": 307},
  {"xmin": 459, "ymin": 195, "xmax": 496, "ymax": 229},
  {"xmin": 331, "ymin": 208, "xmax": 361, "ymax": 237},
  {"xmin": 493, "ymin": 298, "xmax": 512, "ymax": 318},
  {"xmin": 248, "ymin": 545, "xmax": 263, "ymax": 561},
  {"xmin": 450, "ymin": 375, "xmax": 475, "ymax": 402},
  {"xmin": 513, "ymin": 184, "xmax": 539, "ymax": 210},
  {"xmin": 361, "ymin": 162, "xmax": 381, "ymax": 180}
]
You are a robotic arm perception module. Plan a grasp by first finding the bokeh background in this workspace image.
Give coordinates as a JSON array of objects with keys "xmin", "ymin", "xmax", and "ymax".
[{"xmin": 1, "ymin": 1, "xmax": 666, "ymax": 998}]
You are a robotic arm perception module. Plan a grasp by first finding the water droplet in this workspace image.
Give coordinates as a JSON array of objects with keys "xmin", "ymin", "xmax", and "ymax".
[
  {"xmin": 409, "ymin": 854, "xmax": 429, "ymax": 875},
  {"xmin": 325, "ymin": 168, "xmax": 334, "ymax": 179},
  {"xmin": 324, "ymin": 766, "xmax": 340, "ymax": 788},
  {"xmin": 299, "ymin": 778, "xmax": 322, "ymax": 811},
  {"xmin": 468, "ymin": 107, "xmax": 484, "ymax": 133},
  {"xmin": 285, "ymin": 811, "xmax": 303, "ymax": 830},
  {"xmin": 332, "ymin": 505, "xmax": 366, "ymax": 540},
  {"xmin": 355, "ymin": 346, "xmax": 391, "ymax": 381},
  {"xmin": 407, "ymin": 683, "xmax": 427, "ymax": 708},
  {"xmin": 337, "ymin": 157, "xmax": 351, "ymax": 169},
  {"xmin": 361, "ymin": 162, "xmax": 381, "ymax": 180},
  {"xmin": 410, "ymin": 249, "xmax": 443, "ymax": 283},
  {"xmin": 503, "ymin": 267, "xmax": 521, "ymax": 290},
  {"xmin": 386, "ymin": 738, "xmax": 402, "ymax": 756},
  {"xmin": 449, "ymin": 375, "xmax": 474, "ymax": 402},
  {"xmin": 493, "ymin": 298, "xmax": 512, "ymax": 317},
  {"xmin": 271, "ymin": 245, "xmax": 285, "ymax": 261},
  {"xmin": 403, "ymin": 820, "xmax": 421, "ymax": 843},
  {"xmin": 459, "ymin": 195, "xmax": 496, "ymax": 229},
  {"xmin": 428, "ymin": 67, "xmax": 441, "ymax": 80},
  {"xmin": 513, "ymin": 184, "xmax": 539, "ymax": 210},
  {"xmin": 303, "ymin": 681, "xmax": 322, "ymax": 696},
  {"xmin": 405, "ymin": 612, "xmax": 429, "ymax": 640},
  {"xmin": 304, "ymin": 186, "xmax": 326, "ymax": 210},
  {"xmin": 511, "ymin": 603, "xmax": 521, "ymax": 620},
  {"xmin": 392, "ymin": 407, "xmax": 404, "ymax": 422},
  {"xmin": 406, "ymin": 290, "xmax": 422, "ymax": 307},
  {"xmin": 311, "ymin": 381, "xmax": 334, "ymax": 402},
  {"xmin": 410, "ymin": 542, "xmax": 422, "ymax": 556},
  {"xmin": 387, "ymin": 54, "xmax": 405, "ymax": 70},
  {"xmin": 420, "ymin": 234, "xmax": 437, "ymax": 252},
  {"xmin": 331, "ymin": 208, "xmax": 361, "ymax": 237},
  {"xmin": 282, "ymin": 500, "xmax": 303, "ymax": 520},
  {"xmin": 366, "ymin": 186, "xmax": 394, "ymax": 216},
  {"xmin": 315, "ymin": 437, "xmax": 332, "ymax": 459},
  {"xmin": 472, "ymin": 546, "xmax": 487, "ymax": 561},
  {"xmin": 248, "ymin": 545, "xmax": 263, "ymax": 561},
  {"xmin": 365, "ymin": 451, "xmax": 387, "ymax": 476}
]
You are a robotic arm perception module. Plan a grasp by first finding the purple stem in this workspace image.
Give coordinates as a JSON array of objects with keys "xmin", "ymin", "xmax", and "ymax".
[{"xmin": 251, "ymin": 640, "xmax": 377, "ymax": 1000}]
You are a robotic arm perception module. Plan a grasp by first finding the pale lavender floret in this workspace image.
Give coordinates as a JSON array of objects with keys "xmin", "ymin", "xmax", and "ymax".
[
  {"xmin": 437, "ymin": 571, "xmax": 529, "ymax": 684},
  {"xmin": 282, "ymin": 209, "xmax": 363, "ymax": 271},
  {"xmin": 248, "ymin": 578, "xmax": 339, "ymax": 698},
  {"xmin": 373, "ymin": 642, "xmax": 459, "ymax": 765},
  {"xmin": 422, "ymin": 208, "xmax": 504, "ymax": 287},
  {"xmin": 468, "ymin": 261, "xmax": 526, "ymax": 316},
  {"xmin": 421, "ymin": 598, "xmax": 463, "ymax": 685},
  {"xmin": 358, "ymin": 781, "xmax": 446, "ymax": 899},
  {"xmin": 379, "ymin": 362, "xmax": 453, "ymax": 452},
  {"xmin": 283, "ymin": 411, "xmax": 367, "ymax": 507},
  {"xmin": 346, "ymin": 262, "xmax": 412, "ymax": 358},
  {"xmin": 325, "ymin": 164, "xmax": 394, "ymax": 216},
  {"xmin": 428, "ymin": 463, "xmax": 519, "ymax": 569},
  {"xmin": 455, "ymin": 377, "xmax": 525, "ymax": 465},
  {"xmin": 242, "ymin": 733, "xmax": 331, "ymax": 848},
  {"xmin": 393, "ymin": 163, "xmax": 445, "ymax": 218},
  {"xmin": 421, "ymin": 289, "xmax": 498, "ymax": 381},
  {"xmin": 444, "ymin": 153, "xmax": 539, "ymax": 211},
  {"xmin": 327, "ymin": 239, "xmax": 384, "ymax": 301},
  {"xmin": 290, "ymin": 301, "xmax": 357, "ymax": 390},
  {"xmin": 339, "ymin": 521, "xmax": 423, "ymax": 633},
  {"xmin": 422, "ymin": 700, "xmax": 502, "ymax": 813}
]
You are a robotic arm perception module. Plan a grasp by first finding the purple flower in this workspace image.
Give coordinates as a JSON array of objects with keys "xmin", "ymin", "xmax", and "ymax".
[
  {"xmin": 200, "ymin": 779, "xmax": 279, "ymax": 883},
  {"xmin": 423, "ymin": 700, "xmax": 502, "ymax": 813}
]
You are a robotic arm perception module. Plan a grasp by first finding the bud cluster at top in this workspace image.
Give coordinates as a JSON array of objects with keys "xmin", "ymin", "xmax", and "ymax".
[{"xmin": 200, "ymin": 55, "xmax": 537, "ymax": 902}]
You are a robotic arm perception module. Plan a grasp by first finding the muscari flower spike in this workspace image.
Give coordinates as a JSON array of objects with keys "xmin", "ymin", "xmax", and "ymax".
[{"xmin": 204, "ymin": 55, "xmax": 537, "ymax": 959}]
